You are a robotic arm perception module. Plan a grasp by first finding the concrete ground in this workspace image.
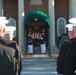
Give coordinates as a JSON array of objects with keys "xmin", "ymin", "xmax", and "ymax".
[{"xmin": 21, "ymin": 58, "xmax": 60, "ymax": 75}]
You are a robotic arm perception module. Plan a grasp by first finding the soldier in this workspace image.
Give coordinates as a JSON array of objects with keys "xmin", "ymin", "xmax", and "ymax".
[
  {"xmin": 66, "ymin": 24, "xmax": 74, "ymax": 39},
  {"xmin": 40, "ymin": 37, "xmax": 46, "ymax": 54},
  {"xmin": 4, "ymin": 26, "xmax": 22, "ymax": 75},
  {"xmin": 28, "ymin": 40, "xmax": 33, "ymax": 54},
  {"xmin": 0, "ymin": 17, "xmax": 17, "ymax": 75},
  {"xmin": 5, "ymin": 26, "xmax": 16, "ymax": 40},
  {"xmin": 62, "ymin": 18, "xmax": 76, "ymax": 75},
  {"xmin": 57, "ymin": 24, "xmax": 74, "ymax": 74},
  {"xmin": 58, "ymin": 33, "xmax": 70, "ymax": 49}
]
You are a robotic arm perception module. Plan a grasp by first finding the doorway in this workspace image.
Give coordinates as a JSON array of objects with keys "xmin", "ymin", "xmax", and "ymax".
[
  {"xmin": 26, "ymin": 19, "xmax": 49, "ymax": 54},
  {"xmin": 24, "ymin": 10, "xmax": 50, "ymax": 54}
]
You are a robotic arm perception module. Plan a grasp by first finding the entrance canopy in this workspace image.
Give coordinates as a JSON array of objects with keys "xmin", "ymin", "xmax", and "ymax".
[{"xmin": 24, "ymin": 10, "xmax": 50, "ymax": 26}]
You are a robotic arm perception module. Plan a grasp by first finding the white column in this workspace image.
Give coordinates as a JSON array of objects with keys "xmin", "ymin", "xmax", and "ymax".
[
  {"xmin": 0, "ymin": 0, "xmax": 3, "ymax": 16},
  {"xmin": 69, "ymin": 0, "xmax": 76, "ymax": 18},
  {"xmin": 48, "ymin": 0, "xmax": 58, "ymax": 53},
  {"xmin": 18, "ymin": 0, "xmax": 25, "ymax": 50},
  {"xmin": 0, "ymin": 0, "xmax": 2, "ymax": 16}
]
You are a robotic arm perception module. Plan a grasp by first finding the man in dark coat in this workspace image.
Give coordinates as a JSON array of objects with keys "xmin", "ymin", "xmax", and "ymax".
[
  {"xmin": 62, "ymin": 18, "xmax": 76, "ymax": 75},
  {"xmin": 57, "ymin": 24, "xmax": 74, "ymax": 74},
  {"xmin": 63, "ymin": 38, "xmax": 76, "ymax": 75},
  {"xmin": 0, "ymin": 44, "xmax": 16, "ymax": 75},
  {"xmin": 57, "ymin": 41, "xmax": 70, "ymax": 74},
  {"xmin": 0, "ymin": 17, "xmax": 17, "ymax": 75},
  {"xmin": 4, "ymin": 26, "xmax": 22, "ymax": 75}
]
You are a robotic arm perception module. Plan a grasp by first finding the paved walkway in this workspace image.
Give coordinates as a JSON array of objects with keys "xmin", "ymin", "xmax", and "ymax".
[{"xmin": 21, "ymin": 58, "xmax": 59, "ymax": 75}]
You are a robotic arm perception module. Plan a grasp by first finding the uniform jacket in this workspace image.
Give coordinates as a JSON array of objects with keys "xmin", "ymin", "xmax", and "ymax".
[
  {"xmin": 0, "ymin": 38, "xmax": 22, "ymax": 75},
  {"xmin": 0, "ymin": 39, "xmax": 18, "ymax": 59},
  {"xmin": 0, "ymin": 44, "xmax": 16, "ymax": 75},
  {"xmin": 57, "ymin": 41, "xmax": 70, "ymax": 74},
  {"xmin": 63, "ymin": 38, "xmax": 76, "ymax": 75}
]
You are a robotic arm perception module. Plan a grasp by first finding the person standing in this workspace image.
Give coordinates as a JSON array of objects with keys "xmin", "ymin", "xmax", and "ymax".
[
  {"xmin": 62, "ymin": 18, "xmax": 76, "ymax": 75},
  {"xmin": 57, "ymin": 24, "xmax": 74, "ymax": 74},
  {"xmin": 40, "ymin": 37, "xmax": 46, "ymax": 54},
  {"xmin": 4, "ymin": 26, "xmax": 22, "ymax": 75},
  {"xmin": 0, "ymin": 17, "xmax": 17, "ymax": 75},
  {"xmin": 28, "ymin": 40, "xmax": 33, "ymax": 54}
]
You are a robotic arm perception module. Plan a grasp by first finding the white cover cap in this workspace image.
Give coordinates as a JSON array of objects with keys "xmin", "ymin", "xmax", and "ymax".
[
  {"xmin": 0, "ymin": 20, "xmax": 9, "ymax": 25},
  {"xmin": 69, "ymin": 18, "xmax": 76, "ymax": 27},
  {"xmin": 69, "ymin": 18, "xmax": 76, "ymax": 24},
  {"xmin": 5, "ymin": 26, "xmax": 16, "ymax": 35},
  {"xmin": 0, "ymin": 17, "xmax": 6, "ymax": 20},
  {"xmin": 66, "ymin": 24, "xmax": 73, "ymax": 31},
  {"xmin": 0, "ymin": 17, "xmax": 9, "ymax": 28}
]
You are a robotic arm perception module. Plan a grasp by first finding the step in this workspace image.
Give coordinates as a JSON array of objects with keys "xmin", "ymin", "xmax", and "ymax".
[{"xmin": 21, "ymin": 71, "xmax": 58, "ymax": 75}]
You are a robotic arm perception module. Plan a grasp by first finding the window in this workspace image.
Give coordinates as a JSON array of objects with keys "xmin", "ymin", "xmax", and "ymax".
[
  {"xmin": 7, "ymin": 18, "xmax": 16, "ymax": 36},
  {"xmin": 57, "ymin": 17, "xmax": 66, "ymax": 37},
  {"xmin": 30, "ymin": 0, "xmax": 42, "ymax": 5}
]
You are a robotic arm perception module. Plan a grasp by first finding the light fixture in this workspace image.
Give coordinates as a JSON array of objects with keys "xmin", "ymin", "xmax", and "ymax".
[{"xmin": 35, "ymin": 18, "xmax": 38, "ymax": 21}]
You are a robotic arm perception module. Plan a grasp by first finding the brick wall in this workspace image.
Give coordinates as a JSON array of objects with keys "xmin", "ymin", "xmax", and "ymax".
[
  {"xmin": 24, "ymin": 0, "xmax": 48, "ymax": 15},
  {"xmin": 4, "ymin": 0, "xmax": 18, "ymax": 42},
  {"xmin": 55, "ymin": 0, "xmax": 69, "ymax": 46},
  {"xmin": 4, "ymin": 0, "xmax": 69, "ymax": 47}
]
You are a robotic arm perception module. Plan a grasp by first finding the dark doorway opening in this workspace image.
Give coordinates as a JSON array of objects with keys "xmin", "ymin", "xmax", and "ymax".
[{"xmin": 25, "ymin": 19, "xmax": 49, "ymax": 54}]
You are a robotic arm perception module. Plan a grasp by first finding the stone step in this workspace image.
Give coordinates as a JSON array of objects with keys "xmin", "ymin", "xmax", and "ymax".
[
  {"xmin": 21, "ymin": 71, "xmax": 58, "ymax": 75},
  {"xmin": 21, "ymin": 54, "xmax": 58, "ymax": 59}
]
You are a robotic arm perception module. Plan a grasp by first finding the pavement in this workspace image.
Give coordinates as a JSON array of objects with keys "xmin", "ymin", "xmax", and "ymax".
[
  {"xmin": 21, "ymin": 54, "xmax": 58, "ymax": 59},
  {"xmin": 21, "ymin": 58, "xmax": 59, "ymax": 75}
]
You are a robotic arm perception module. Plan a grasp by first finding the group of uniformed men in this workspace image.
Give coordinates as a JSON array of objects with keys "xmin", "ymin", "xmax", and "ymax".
[
  {"xmin": 0, "ymin": 17, "xmax": 22, "ymax": 75},
  {"xmin": 57, "ymin": 18, "xmax": 76, "ymax": 75},
  {"xmin": 28, "ymin": 40, "xmax": 46, "ymax": 54}
]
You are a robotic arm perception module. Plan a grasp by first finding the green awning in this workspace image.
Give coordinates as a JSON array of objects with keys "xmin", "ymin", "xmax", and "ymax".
[{"xmin": 24, "ymin": 10, "xmax": 50, "ymax": 26}]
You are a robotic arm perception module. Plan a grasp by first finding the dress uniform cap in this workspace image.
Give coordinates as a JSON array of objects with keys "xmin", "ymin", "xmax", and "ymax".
[
  {"xmin": 66, "ymin": 24, "xmax": 73, "ymax": 31},
  {"xmin": 69, "ymin": 18, "xmax": 76, "ymax": 27},
  {"xmin": 0, "ymin": 19, "xmax": 9, "ymax": 27},
  {"xmin": 69, "ymin": 18, "xmax": 76, "ymax": 24},
  {"xmin": 68, "ymin": 28, "xmax": 73, "ymax": 31},
  {"xmin": 0, "ymin": 20, "xmax": 9, "ymax": 24},
  {"xmin": 0, "ymin": 17, "xmax": 6, "ymax": 20},
  {"xmin": 5, "ymin": 26, "xmax": 16, "ymax": 35}
]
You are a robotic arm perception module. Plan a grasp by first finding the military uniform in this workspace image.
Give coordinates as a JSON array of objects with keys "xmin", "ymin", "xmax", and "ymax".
[
  {"xmin": 40, "ymin": 40, "xmax": 46, "ymax": 54},
  {"xmin": 57, "ymin": 23, "xmax": 74, "ymax": 75},
  {"xmin": 62, "ymin": 18, "xmax": 76, "ymax": 75},
  {"xmin": 63, "ymin": 38, "xmax": 76, "ymax": 75},
  {"xmin": 17, "ymin": 46, "xmax": 22, "ymax": 75},
  {"xmin": 0, "ymin": 44, "xmax": 16, "ymax": 75},
  {"xmin": 5, "ymin": 26, "xmax": 22, "ymax": 75},
  {"xmin": 0, "ymin": 39, "xmax": 22, "ymax": 75},
  {"xmin": 28, "ymin": 41, "xmax": 33, "ymax": 54},
  {"xmin": 41, "ymin": 44, "xmax": 46, "ymax": 54},
  {"xmin": 0, "ymin": 17, "xmax": 17, "ymax": 75},
  {"xmin": 57, "ymin": 41, "xmax": 70, "ymax": 74}
]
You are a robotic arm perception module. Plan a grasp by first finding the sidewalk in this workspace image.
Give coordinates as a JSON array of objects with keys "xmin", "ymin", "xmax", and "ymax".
[{"xmin": 21, "ymin": 54, "xmax": 58, "ymax": 59}]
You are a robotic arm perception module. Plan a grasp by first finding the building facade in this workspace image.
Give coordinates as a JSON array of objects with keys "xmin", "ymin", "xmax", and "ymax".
[{"xmin": 0, "ymin": 0, "xmax": 76, "ymax": 54}]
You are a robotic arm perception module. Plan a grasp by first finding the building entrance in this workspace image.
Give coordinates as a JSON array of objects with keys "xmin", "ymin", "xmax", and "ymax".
[
  {"xmin": 24, "ymin": 10, "xmax": 50, "ymax": 54},
  {"xmin": 28, "ymin": 29, "xmax": 45, "ymax": 47},
  {"xmin": 28, "ymin": 25, "xmax": 46, "ymax": 47},
  {"xmin": 26, "ymin": 21, "xmax": 49, "ymax": 54}
]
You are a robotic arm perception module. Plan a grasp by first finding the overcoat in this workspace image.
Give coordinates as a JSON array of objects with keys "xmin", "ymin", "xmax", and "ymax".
[
  {"xmin": 0, "ymin": 39, "xmax": 22, "ymax": 75},
  {"xmin": 0, "ymin": 44, "xmax": 16, "ymax": 75}
]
